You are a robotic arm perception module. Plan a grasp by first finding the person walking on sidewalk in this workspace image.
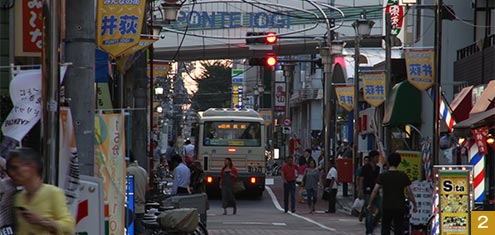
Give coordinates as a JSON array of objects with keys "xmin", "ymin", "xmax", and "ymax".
[
  {"xmin": 368, "ymin": 152, "xmax": 417, "ymax": 235},
  {"xmin": 281, "ymin": 156, "xmax": 298, "ymax": 213},
  {"xmin": 301, "ymin": 159, "xmax": 319, "ymax": 213},
  {"xmin": 358, "ymin": 150, "xmax": 381, "ymax": 235},
  {"xmin": 325, "ymin": 158, "xmax": 338, "ymax": 213},
  {"xmin": 220, "ymin": 157, "xmax": 238, "ymax": 215}
]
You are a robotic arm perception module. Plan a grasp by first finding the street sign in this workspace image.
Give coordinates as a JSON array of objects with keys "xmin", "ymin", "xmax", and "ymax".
[
  {"xmin": 283, "ymin": 117, "xmax": 291, "ymax": 127},
  {"xmin": 283, "ymin": 126, "xmax": 291, "ymax": 134},
  {"xmin": 471, "ymin": 211, "xmax": 495, "ymax": 235}
]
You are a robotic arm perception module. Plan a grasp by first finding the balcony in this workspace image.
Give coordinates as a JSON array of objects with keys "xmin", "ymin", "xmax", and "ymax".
[
  {"xmin": 455, "ymin": 35, "xmax": 495, "ymax": 87},
  {"xmin": 289, "ymin": 88, "xmax": 323, "ymax": 106}
]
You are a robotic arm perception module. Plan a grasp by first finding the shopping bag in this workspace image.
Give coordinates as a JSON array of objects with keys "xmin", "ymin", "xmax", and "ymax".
[
  {"xmin": 352, "ymin": 198, "xmax": 365, "ymax": 213},
  {"xmin": 233, "ymin": 181, "xmax": 245, "ymax": 193}
]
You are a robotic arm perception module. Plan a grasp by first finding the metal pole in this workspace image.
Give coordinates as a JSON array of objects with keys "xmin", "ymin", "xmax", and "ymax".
[
  {"xmin": 433, "ymin": 0, "xmax": 443, "ymax": 166},
  {"xmin": 322, "ymin": 48, "xmax": 333, "ymax": 173},
  {"xmin": 149, "ymin": 0, "xmax": 155, "ymax": 184},
  {"xmin": 353, "ymin": 34, "xmax": 360, "ymax": 197},
  {"xmin": 65, "ymin": 0, "xmax": 95, "ymax": 176},
  {"xmin": 42, "ymin": 0, "xmax": 60, "ymax": 184},
  {"xmin": 384, "ymin": 13, "xmax": 392, "ymax": 159}
]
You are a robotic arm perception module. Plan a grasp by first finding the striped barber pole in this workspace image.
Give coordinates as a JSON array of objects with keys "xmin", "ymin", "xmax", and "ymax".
[
  {"xmin": 469, "ymin": 143, "xmax": 485, "ymax": 203},
  {"xmin": 431, "ymin": 190, "xmax": 439, "ymax": 235},
  {"xmin": 421, "ymin": 139, "xmax": 432, "ymax": 181},
  {"xmin": 428, "ymin": 88, "xmax": 456, "ymax": 132}
]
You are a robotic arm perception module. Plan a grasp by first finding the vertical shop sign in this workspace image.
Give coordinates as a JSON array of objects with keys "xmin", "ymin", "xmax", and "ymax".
[
  {"xmin": 439, "ymin": 170, "xmax": 470, "ymax": 235},
  {"xmin": 274, "ymin": 83, "xmax": 286, "ymax": 112},
  {"xmin": 405, "ymin": 49, "xmax": 435, "ymax": 91}
]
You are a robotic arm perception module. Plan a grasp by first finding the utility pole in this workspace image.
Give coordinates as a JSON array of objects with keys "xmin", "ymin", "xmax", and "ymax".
[
  {"xmin": 65, "ymin": 0, "xmax": 96, "ymax": 176},
  {"xmin": 42, "ymin": 0, "xmax": 60, "ymax": 184},
  {"xmin": 433, "ymin": 0, "xmax": 443, "ymax": 166},
  {"xmin": 383, "ymin": 12, "xmax": 392, "ymax": 161}
]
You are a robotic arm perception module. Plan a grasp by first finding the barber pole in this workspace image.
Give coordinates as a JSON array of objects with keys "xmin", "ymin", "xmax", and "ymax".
[
  {"xmin": 431, "ymin": 189, "xmax": 439, "ymax": 235},
  {"xmin": 428, "ymin": 89, "xmax": 456, "ymax": 132},
  {"xmin": 469, "ymin": 143, "xmax": 485, "ymax": 203},
  {"xmin": 421, "ymin": 139, "xmax": 432, "ymax": 181}
]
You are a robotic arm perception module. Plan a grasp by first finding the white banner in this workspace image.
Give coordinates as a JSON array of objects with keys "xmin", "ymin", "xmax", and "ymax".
[{"xmin": 1, "ymin": 66, "xmax": 67, "ymax": 141}]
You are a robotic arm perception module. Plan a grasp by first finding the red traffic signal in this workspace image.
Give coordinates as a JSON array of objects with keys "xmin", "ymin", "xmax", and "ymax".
[
  {"xmin": 265, "ymin": 32, "xmax": 277, "ymax": 44},
  {"xmin": 248, "ymin": 54, "xmax": 278, "ymax": 67},
  {"xmin": 266, "ymin": 54, "xmax": 277, "ymax": 67}
]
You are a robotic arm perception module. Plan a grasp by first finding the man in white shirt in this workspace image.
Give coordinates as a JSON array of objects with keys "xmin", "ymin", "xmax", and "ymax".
[
  {"xmin": 182, "ymin": 139, "xmax": 195, "ymax": 165},
  {"xmin": 325, "ymin": 159, "xmax": 338, "ymax": 213},
  {"xmin": 127, "ymin": 153, "xmax": 149, "ymax": 235},
  {"xmin": 171, "ymin": 154, "xmax": 191, "ymax": 195}
]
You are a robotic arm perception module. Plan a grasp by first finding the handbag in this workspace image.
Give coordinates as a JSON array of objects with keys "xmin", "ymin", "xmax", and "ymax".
[{"xmin": 233, "ymin": 180, "xmax": 245, "ymax": 193}]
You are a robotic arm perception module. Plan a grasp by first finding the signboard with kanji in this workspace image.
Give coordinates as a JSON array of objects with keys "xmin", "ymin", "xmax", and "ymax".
[
  {"xmin": 96, "ymin": 0, "xmax": 147, "ymax": 57},
  {"xmin": 362, "ymin": 72, "xmax": 386, "ymax": 107},
  {"xmin": 405, "ymin": 49, "xmax": 435, "ymax": 91},
  {"xmin": 14, "ymin": 0, "xmax": 43, "ymax": 56},
  {"xmin": 335, "ymin": 86, "xmax": 354, "ymax": 112},
  {"xmin": 439, "ymin": 170, "xmax": 470, "ymax": 235},
  {"xmin": 385, "ymin": 0, "xmax": 405, "ymax": 36},
  {"xmin": 274, "ymin": 83, "xmax": 286, "ymax": 112}
]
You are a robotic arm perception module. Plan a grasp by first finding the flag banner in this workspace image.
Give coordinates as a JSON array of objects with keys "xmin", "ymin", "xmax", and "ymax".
[
  {"xmin": 439, "ymin": 170, "xmax": 470, "ymax": 235},
  {"xmin": 94, "ymin": 113, "xmax": 126, "ymax": 235},
  {"xmin": 361, "ymin": 71, "xmax": 386, "ymax": 107},
  {"xmin": 2, "ymin": 66, "xmax": 67, "ymax": 141},
  {"xmin": 335, "ymin": 86, "xmax": 354, "ymax": 112},
  {"xmin": 115, "ymin": 38, "xmax": 156, "ymax": 74},
  {"xmin": 471, "ymin": 126, "xmax": 489, "ymax": 155},
  {"xmin": 59, "ymin": 107, "xmax": 80, "ymax": 218},
  {"xmin": 96, "ymin": 0, "xmax": 147, "ymax": 57},
  {"xmin": 147, "ymin": 61, "xmax": 171, "ymax": 80},
  {"xmin": 405, "ymin": 49, "xmax": 435, "ymax": 91},
  {"xmin": 96, "ymin": 83, "xmax": 114, "ymax": 111}
]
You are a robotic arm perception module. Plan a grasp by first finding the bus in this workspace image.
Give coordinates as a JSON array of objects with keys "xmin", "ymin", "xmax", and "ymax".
[{"xmin": 197, "ymin": 108, "xmax": 266, "ymax": 197}]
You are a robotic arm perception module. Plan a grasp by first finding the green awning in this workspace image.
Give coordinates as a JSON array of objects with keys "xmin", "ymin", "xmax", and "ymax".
[{"xmin": 383, "ymin": 81, "xmax": 422, "ymax": 126}]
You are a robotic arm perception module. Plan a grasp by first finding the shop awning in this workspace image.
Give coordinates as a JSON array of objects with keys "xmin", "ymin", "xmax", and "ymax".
[
  {"xmin": 470, "ymin": 80, "xmax": 495, "ymax": 116},
  {"xmin": 450, "ymin": 86, "xmax": 473, "ymax": 123},
  {"xmin": 454, "ymin": 107, "xmax": 495, "ymax": 130},
  {"xmin": 383, "ymin": 81, "xmax": 422, "ymax": 126}
]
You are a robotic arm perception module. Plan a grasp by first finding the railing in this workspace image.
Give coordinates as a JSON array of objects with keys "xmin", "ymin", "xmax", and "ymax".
[{"xmin": 457, "ymin": 34, "xmax": 495, "ymax": 60}]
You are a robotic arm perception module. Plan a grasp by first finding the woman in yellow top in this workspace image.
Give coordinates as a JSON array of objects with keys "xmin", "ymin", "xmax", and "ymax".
[{"xmin": 7, "ymin": 147, "xmax": 75, "ymax": 235}]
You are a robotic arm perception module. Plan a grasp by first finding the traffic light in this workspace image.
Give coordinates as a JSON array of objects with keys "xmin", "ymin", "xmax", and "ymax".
[
  {"xmin": 248, "ymin": 54, "xmax": 278, "ymax": 67},
  {"xmin": 246, "ymin": 32, "xmax": 278, "ymax": 45}
]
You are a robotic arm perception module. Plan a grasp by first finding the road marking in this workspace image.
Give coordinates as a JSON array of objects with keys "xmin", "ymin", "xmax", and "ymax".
[
  {"xmin": 265, "ymin": 186, "xmax": 337, "ymax": 232},
  {"xmin": 265, "ymin": 178, "xmax": 274, "ymax": 185},
  {"xmin": 222, "ymin": 222, "xmax": 287, "ymax": 226}
]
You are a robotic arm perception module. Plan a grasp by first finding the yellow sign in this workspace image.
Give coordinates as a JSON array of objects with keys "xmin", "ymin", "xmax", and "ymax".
[
  {"xmin": 94, "ymin": 113, "xmax": 126, "ymax": 235},
  {"xmin": 439, "ymin": 170, "xmax": 470, "ymax": 235},
  {"xmin": 362, "ymin": 72, "xmax": 386, "ymax": 107},
  {"xmin": 471, "ymin": 211, "xmax": 495, "ymax": 235},
  {"xmin": 96, "ymin": 83, "xmax": 113, "ymax": 112},
  {"xmin": 396, "ymin": 150, "xmax": 421, "ymax": 181},
  {"xmin": 405, "ymin": 49, "xmax": 435, "ymax": 91},
  {"xmin": 335, "ymin": 86, "xmax": 354, "ymax": 112},
  {"xmin": 147, "ymin": 61, "xmax": 171, "ymax": 80},
  {"xmin": 115, "ymin": 38, "xmax": 157, "ymax": 74},
  {"xmin": 259, "ymin": 109, "xmax": 272, "ymax": 127},
  {"xmin": 96, "ymin": 0, "xmax": 146, "ymax": 57}
]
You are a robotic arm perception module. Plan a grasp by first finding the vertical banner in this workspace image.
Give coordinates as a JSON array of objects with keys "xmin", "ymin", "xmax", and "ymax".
[
  {"xmin": 274, "ymin": 83, "xmax": 286, "ymax": 112},
  {"xmin": 335, "ymin": 86, "xmax": 354, "ymax": 112},
  {"xmin": 96, "ymin": 0, "xmax": 146, "ymax": 57},
  {"xmin": 361, "ymin": 72, "xmax": 386, "ymax": 107},
  {"xmin": 385, "ymin": 0, "xmax": 405, "ymax": 36},
  {"xmin": 439, "ymin": 170, "xmax": 470, "ymax": 235},
  {"xmin": 59, "ymin": 107, "xmax": 80, "ymax": 218},
  {"xmin": 126, "ymin": 176, "xmax": 135, "ymax": 235},
  {"xmin": 396, "ymin": 150, "xmax": 422, "ymax": 181},
  {"xmin": 96, "ymin": 83, "xmax": 114, "ymax": 111},
  {"xmin": 14, "ymin": 0, "xmax": 43, "ymax": 56},
  {"xmin": 405, "ymin": 49, "xmax": 435, "ymax": 91},
  {"xmin": 95, "ymin": 113, "xmax": 126, "ymax": 235},
  {"xmin": 232, "ymin": 69, "xmax": 244, "ymax": 108}
]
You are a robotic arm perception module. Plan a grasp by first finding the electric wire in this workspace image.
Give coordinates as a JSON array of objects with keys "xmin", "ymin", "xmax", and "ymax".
[{"xmin": 171, "ymin": 0, "xmax": 197, "ymax": 61}]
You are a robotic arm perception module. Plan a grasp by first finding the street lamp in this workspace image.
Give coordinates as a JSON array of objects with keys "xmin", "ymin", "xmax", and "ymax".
[
  {"xmin": 155, "ymin": 86, "xmax": 164, "ymax": 95},
  {"xmin": 352, "ymin": 11, "xmax": 374, "ymax": 196},
  {"xmin": 160, "ymin": 0, "xmax": 182, "ymax": 21}
]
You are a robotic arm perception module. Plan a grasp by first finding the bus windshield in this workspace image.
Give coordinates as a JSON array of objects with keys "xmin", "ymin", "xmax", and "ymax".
[{"xmin": 203, "ymin": 121, "xmax": 261, "ymax": 147}]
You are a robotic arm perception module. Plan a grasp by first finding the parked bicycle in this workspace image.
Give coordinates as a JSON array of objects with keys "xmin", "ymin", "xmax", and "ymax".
[{"xmin": 142, "ymin": 206, "xmax": 207, "ymax": 235}]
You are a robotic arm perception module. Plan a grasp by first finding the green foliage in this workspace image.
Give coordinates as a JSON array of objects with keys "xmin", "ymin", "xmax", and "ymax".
[{"xmin": 191, "ymin": 60, "xmax": 232, "ymax": 111}]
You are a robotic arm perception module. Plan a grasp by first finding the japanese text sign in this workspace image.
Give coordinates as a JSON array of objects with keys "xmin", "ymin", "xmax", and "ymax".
[
  {"xmin": 147, "ymin": 61, "xmax": 171, "ymax": 80},
  {"xmin": 274, "ymin": 83, "xmax": 286, "ymax": 112},
  {"xmin": 471, "ymin": 126, "xmax": 489, "ymax": 155},
  {"xmin": 409, "ymin": 181, "xmax": 433, "ymax": 225},
  {"xmin": 96, "ymin": 0, "xmax": 146, "ymax": 57},
  {"xmin": 385, "ymin": 0, "xmax": 404, "ymax": 36},
  {"xmin": 335, "ymin": 86, "xmax": 354, "ymax": 112},
  {"xmin": 361, "ymin": 72, "xmax": 386, "ymax": 107},
  {"xmin": 396, "ymin": 150, "xmax": 421, "ymax": 181},
  {"xmin": 23, "ymin": 0, "xmax": 42, "ymax": 53},
  {"xmin": 439, "ymin": 170, "xmax": 470, "ymax": 235},
  {"xmin": 405, "ymin": 49, "xmax": 435, "ymax": 91}
]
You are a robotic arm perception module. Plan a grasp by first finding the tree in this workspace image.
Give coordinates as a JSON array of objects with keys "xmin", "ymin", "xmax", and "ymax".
[{"xmin": 191, "ymin": 60, "xmax": 232, "ymax": 111}]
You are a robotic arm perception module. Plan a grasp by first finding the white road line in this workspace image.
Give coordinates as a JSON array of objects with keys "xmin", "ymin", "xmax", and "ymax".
[
  {"xmin": 222, "ymin": 222, "xmax": 287, "ymax": 226},
  {"xmin": 265, "ymin": 186, "xmax": 337, "ymax": 232},
  {"xmin": 265, "ymin": 178, "xmax": 274, "ymax": 185}
]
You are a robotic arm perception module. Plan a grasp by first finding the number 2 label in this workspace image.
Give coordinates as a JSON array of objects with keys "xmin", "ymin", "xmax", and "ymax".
[{"xmin": 478, "ymin": 215, "xmax": 488, "ymax": 229}]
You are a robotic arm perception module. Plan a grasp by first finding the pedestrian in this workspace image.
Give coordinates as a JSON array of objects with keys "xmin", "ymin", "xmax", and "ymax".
[
  {"xmin": 170, "ymin": 154, "xmax": 191, "ymax": 195},
  {"xmin": 220, "ymin": 157, "xmax": 238, "ymax": 215},
  {"xmin": 190, "ymin": 161, "xmax": 206, "ymax": 194},
  {"xmin": 357, "ymin": 150, "xmax": 381, "ymax": 235},
  {"xmin": 325, "ymin": 158, "xmax": 338, "ymax": 213},
  {"xmin": 164, "ymin": 140, "xmax": 177, "ymax": 166},
  {"xmin": 0, "ymin": 156, "xmax": 16, "ymax": 233},
  {"xmin": 293, "ymin": 146, "xmax": 304, "ymax": 164},
  {"xmin": 127, "ymin": 152, "xmax": 149, "ymax": 235},
  {"xmin": 281, "ymin": 156, "xmax": 298, "ymax": 213},
  {"xmin": 368, "ymin": 152, "xmax": 417, "ymax": 235},
  {"xmin": 303, "ymin": 148, "xmax": 312, "ymax": 163},
  {"xmin": 182, "ymin": 139, "xmax": 195, "ymax": 166},
  {"xmin": 152, "ymin": 140, "xmax": 161, "ymax": 171},
  {"xmin": 300, "ymin": 159, "xmax": 319, "ymax": 213},
  {"xmin": 296, "ymin": 157, "xmax": 307, "ymax": 203},
  {"xmin": 7, "ymin": 147, "xmax": 75, "ymax": 235}
]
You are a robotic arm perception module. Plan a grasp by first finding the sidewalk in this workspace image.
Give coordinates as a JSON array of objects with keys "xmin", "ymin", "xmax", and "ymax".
[{"xmin": 267, "ymin": 176, "xmax": 374, "ymax": 235}]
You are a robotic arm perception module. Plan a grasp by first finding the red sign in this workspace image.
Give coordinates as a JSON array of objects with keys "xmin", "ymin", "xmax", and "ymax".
[
  {"xmin": 22, "ymin": 0, "xmax": 43, "ymax": 53},
  {"xmin": 471, "ymin": 126, "xmax": 489, "ymax": 155},
  {"xmin": 386, "ymin": 0, "xmax": 404, "ymax": 36}
]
